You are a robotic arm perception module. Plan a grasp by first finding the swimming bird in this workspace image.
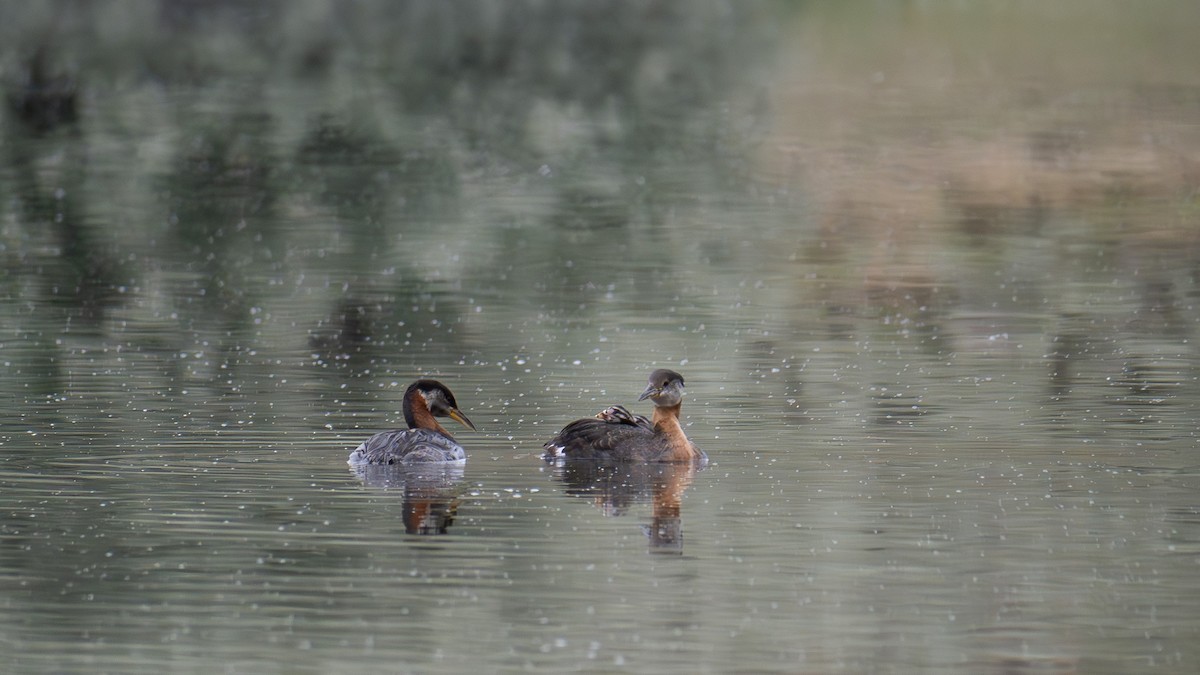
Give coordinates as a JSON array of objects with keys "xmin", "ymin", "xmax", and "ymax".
[
  {"xmin": 543, "ymin": 369, "xmax": 705, "ymax": 463},
  {"xmin": 348, "ymin": 379, "xmax": 476, "ymax": 465}
]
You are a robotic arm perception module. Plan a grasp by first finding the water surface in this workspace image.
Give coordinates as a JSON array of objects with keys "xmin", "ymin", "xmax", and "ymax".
[{"xmin": 2, "ymin": 2, "xmax": 1199, "ymax": 673}]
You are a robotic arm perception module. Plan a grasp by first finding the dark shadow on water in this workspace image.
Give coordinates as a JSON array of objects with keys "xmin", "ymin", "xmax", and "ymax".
[
  {"xmin": 4, "ymin": 90, "xmax": 125, "ymax": 326},
  {"xmin": 548, "ymin": 459, "xmax": 701, "ymax": 554},
  {"xmin": 6, "ymin": 44, "xmax": 78, "ymax": 135},
  {"xmin": 350, "ymin": 463, "xmax": 465, "ymax": 535},
  {"xmin": 294, "ymin": 113, "xmax": 459, "ymax": 234}
]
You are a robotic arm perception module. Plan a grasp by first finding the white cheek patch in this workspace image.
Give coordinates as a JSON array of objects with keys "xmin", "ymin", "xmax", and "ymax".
[{"xmin": 421, "ymin": 389, "xmax": 446, "ymax": 414}]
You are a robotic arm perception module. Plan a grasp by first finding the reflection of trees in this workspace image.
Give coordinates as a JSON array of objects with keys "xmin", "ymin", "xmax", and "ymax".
[
  {"xmin": 295, "ymin": 114, "xmax": 472, "ymax": 388},
  {"xmin": 1040, "ymin": 240, "xmax": 1199, "ymax": 436},
  {"xmin": 153, "ymin": 111, "xmax": 286, "ymax": 423},
  {"xmin": 7, "ymin": 44, "xmax": 77, "ymax": 134},
  {"xmin": 1, "ymin": 0, "xmax": 772, "ymax": 363},
  {"xmin": 350, "ymin": 464, "xmax": 465, "ymax": 535},
  {"xmin": 1, "ymin": 45, "xmax": 121, "ymax": 431},
  {"xmin": 0, "ymin": 2, "xmax": 772, "ymax": 439},
  {"xmin": 160, "ymin": 109, "xmax": 281, "ymax": 390},
  {"xmin": 295, "ymin": 114, "xmax": 459, "ymax": 236},
  {"xmin": 4, "ymin": 58, "xmax": 123, "ymax": 323},
  {"xmin": 163, "ymin": 111, "xmax": 280, "ymax": 283},
  {"xmin": 549, "ymin": 460, "xmax": 700, "ymax": 554}
]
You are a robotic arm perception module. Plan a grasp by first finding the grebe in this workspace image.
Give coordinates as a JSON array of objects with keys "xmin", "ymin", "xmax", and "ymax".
[
  {"xmin": 348, "ymin": 380, "xmax": 476, "ymax": 465},
  {"xmin": 543, "ymin": 369, "xmax": 705, "ymax": 463}
]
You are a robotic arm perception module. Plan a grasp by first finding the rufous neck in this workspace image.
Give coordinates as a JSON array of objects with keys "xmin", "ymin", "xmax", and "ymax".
[{"xmin": 652, "ymin": 404, "xmax": 696, "ymax": 461}]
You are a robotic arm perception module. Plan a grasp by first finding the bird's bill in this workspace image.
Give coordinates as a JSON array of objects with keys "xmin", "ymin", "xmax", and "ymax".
[
  {"xmin": 638, "ymin": 384, "xmax": 660, "ymax": 402},
  {"xmin": 447, "ymin": 408, "xmax": 477, "ymax": 431}
]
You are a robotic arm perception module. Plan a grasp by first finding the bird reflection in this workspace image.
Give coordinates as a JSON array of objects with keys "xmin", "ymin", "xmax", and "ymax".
[
  {"xmin": 350, "ymin": 464, "xmax": 465, "ymax": 535},
  {"xmin": 549, "ymin": 460, "xmax": 701, "ymax": 554}
]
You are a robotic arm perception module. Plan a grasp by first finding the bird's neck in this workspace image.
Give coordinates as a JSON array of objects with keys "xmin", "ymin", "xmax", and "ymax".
[{"xmin": 652, "ymin": 404, "xmax": 697, "ymax": 461}]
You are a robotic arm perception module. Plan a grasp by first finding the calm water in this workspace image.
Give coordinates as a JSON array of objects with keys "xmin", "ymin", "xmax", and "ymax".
[{"xmin": 3, "ymin": 2, "xmax": 1200, "ymax": 673}]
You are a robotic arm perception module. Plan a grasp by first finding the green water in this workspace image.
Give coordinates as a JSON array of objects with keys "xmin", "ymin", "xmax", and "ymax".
[{"xmin": 2, "ymin": 2, "xmax": 1199, "ymax": 673}]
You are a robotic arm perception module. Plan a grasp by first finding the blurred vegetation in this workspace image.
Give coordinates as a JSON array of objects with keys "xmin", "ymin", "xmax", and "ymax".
[
  {"xmin": 0, "ymin": 0, "xmax": 773, "ymax": 297},
  {"xmin": 1, "ymin": 0, "xmax": 1198, "ymax": 434},
  {"xmin": 748, "ymin": 1, "xmax": 1200, "ymax": 361},
  {"xmin": 0, "ymin": 0, "xmax": 778, "ymax": 432},
  {"xmin": 762, "ymin": 1, "xmax": 1200, "ymax": 240}
]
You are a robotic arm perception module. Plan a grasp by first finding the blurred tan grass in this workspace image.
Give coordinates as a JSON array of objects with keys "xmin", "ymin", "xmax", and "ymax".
[{"xmin": 759, "ymin": 1, "xmax": 1200, "ymax": 244}]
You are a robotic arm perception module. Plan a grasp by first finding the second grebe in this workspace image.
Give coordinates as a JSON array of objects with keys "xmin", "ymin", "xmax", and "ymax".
[
  {"xmin": 543, "ymin": 369, "xmax": 705, "ymax": 463},
  {"xmin": 348, "ymin": 380, "xmax": 476, "ymax": 465}
]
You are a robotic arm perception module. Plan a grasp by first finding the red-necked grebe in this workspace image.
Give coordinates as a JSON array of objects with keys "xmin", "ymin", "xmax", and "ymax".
[
  {"xmin": 349, "ymin": 380, "xmax": 476, "ymax": 465},
  {"xmin": 544, "ymin": 369, "xmax": 705, "ymax": 463}
]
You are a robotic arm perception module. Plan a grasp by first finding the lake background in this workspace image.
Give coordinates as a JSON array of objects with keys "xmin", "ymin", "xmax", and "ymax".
[{"xmin": 2, "ymin": 1, "xmax": 1199, "ymax": 673}]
